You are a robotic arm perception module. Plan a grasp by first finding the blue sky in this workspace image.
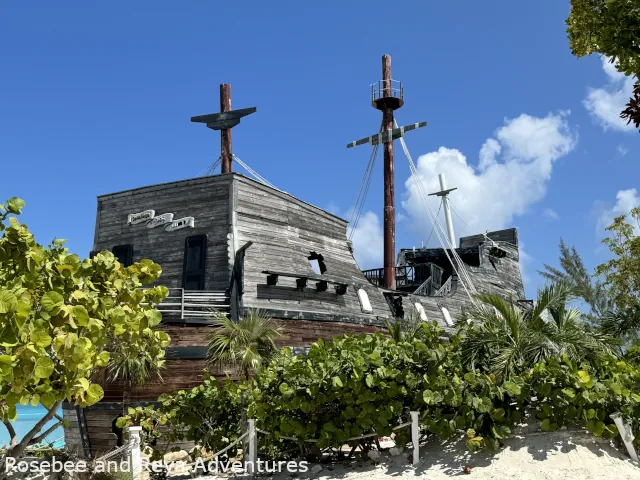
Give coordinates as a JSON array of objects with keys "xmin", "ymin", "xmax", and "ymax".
[{"xmin": 1, "ymin": 1, "xmax": 638, "ymax": 297}]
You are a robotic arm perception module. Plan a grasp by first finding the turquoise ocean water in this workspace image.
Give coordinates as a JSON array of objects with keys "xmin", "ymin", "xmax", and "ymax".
[{"xmin": 0, "ymin": 405, "xmax": 65, "ymax": 448}]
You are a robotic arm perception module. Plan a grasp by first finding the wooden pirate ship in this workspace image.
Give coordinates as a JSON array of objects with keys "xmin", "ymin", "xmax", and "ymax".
[{"xmin": 63, "ymin": 56, "xmax": 525, "ymax": 457}]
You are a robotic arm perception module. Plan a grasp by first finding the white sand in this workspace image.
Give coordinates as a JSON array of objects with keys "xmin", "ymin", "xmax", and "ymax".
[{"xmin": 191, "ymin": 426, "xmax": 640, "ymax": 480}]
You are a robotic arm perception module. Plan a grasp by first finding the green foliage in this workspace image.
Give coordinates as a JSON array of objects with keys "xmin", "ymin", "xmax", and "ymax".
[
  {"xmin": 623, "ymin": 343, "xmax": 640, "ymax": 366},
  {"xmin": 0, "ymin": 197, "xmax": 170, "ymax": 453},
  {"xmin": 597, "ymin": 207, "xmax": 640, "ymax": 310},
  {"xmin": 530, "ymin": 355, "xmax": 640, "ymax": 445},
  {"xmin": 248, "ymin": 322, "xmax": 526, "ymax": 454},
  {"xmin": 158, "ymin": 377, "xmax": 242, "ymax": 454},
  {"xmin": 567, "ymin": 0, "xmax": 640, "ymax": 77},
  {"xmin": 596, "ymin": 207, "xmax": 640, "ymax": 341},
  {"xmin": 207, "ymin": 309, "xmax": 282, "ymax": 380},
  {"xmin": 460, "ymin": 283, "xmax": 617, "ymax": 379},
  {"xmin": 117, "ymin": 377, "xmax": 241, "ymax": 457},
  {"xmin": 116, "ymin": 405, "xmax": 168, "ymax": 457},
  {"xmin": 385, "ymin": 311, "xmax": 425, "ymax": 343},
  {"xmin": 567, "ymin": 1, "xmax": 640, "ymax": 130},
  {"xmin": 539, "ymin": 239, "xmax": 611, "ymax": 320}
]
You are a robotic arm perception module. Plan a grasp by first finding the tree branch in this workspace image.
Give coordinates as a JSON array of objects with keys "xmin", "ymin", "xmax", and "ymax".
[
  {"xmin": 2, "ymin": 419, "xmax": 18, "ymax": 448},
  {"xmin": 29, "ymin": 420, "xmax": 63, "ymax": 446},
  {"xmin": 7, "ymin": 400, "xmax": 63, "ymax": 459}
]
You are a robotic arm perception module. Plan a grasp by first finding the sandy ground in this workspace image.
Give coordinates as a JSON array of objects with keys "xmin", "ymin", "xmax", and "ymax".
[{"xmin": 184, "ymin": 426, "xmax": 640, "ymax": 480}]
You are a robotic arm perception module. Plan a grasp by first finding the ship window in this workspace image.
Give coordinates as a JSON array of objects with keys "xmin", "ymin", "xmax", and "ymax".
[
  {"xmin": 111, "ymin": 244, "xmax": 133, "ymax": 267},
  {"xmin": 357, "ymin": 288, "xmax": 373, "ymax": 313},
  {"xmin": 183, "ymin": 235, "xmax": 208, "ymax": 290},
  {"xmin": 414, "ymin": 302, "xmax": 427, "ymax": 321},
  {"xmin": 441, "ymin": 306, "xmax": 454, "ymax": 327},
  {"xmin": 308, "ymin": 251, "xmax": 327, "ymax": 274}
]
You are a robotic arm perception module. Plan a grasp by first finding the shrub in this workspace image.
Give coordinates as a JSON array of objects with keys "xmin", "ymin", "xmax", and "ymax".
[
  {"xmin": 530, "ymin": 355, "xmax": 640, "ymax": 445},
  {"xmin": 249, "ymin": 322, "xmax": 526, "ymax": 454},
  {"xmin": 117, "ymin": 376, "xmax": 242, "ymax": 457}
]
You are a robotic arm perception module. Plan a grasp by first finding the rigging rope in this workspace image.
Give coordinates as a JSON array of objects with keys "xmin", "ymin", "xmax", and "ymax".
[
  {"xmin": 394, "ymin": 119, "xmax": 478, "ymax": 306},
  {"xmin": 348, "ymin": 120, "xmax": 383, "ymax": 240},
  {"xmin": 349, "ymin": 144, "xmax": 379, "ymax": 240},
  {"xmin": 424, "ymin": 200, "xmax": 443, "ymax": 247},
  {"xmin": 199, "ymin": 156, "xmax": 222, "ymax": 177}
]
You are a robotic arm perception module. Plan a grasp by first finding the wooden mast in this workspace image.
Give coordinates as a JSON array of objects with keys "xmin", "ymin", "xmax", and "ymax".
[
  {"xmin": 220, "ymin": 84, "xmax": 232, "ymax": 173},
  {"xmin": 373, "ymin": 55, "xmax": 403, "ymax": 290}
]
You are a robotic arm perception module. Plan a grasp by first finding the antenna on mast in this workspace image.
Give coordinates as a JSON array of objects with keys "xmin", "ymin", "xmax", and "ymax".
[{"xmin": 428, "ymin": 173, "xmax": 457, "ymax": 247}]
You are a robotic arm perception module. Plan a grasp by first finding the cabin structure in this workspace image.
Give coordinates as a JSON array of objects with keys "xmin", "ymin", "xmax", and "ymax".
[{"xmin": 62, "ymin": 56, "xmax": 526, "ymax": 458}]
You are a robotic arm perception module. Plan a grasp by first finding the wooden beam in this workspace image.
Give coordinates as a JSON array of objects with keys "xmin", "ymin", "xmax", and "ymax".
[
  {"xmin": 191, "ymin": 107, "xmax": 257, "ymax": 130},
  {"xmin": 346, "ymin": 122, "xmax": 427, "ymax": 148}
]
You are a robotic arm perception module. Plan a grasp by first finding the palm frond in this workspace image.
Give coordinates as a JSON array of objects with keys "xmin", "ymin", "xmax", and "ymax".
[{"xmin": 207, "ymin": 309, "xmax": 282, "ymax": 379}]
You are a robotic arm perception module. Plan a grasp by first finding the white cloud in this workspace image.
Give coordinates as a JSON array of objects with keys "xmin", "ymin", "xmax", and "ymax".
[
  {"xmin": 543, "ymin": 208, "xmax": 560, "ymax": 220},
  {"xmin": 617, "ymin": 144, "xmax": 629, "ymax": 156},
  {"xmin": 347, "ymin": 211, "xmax": 383, "ymax": 269},
  {"xmin": 584, "ymin": 57, "xmax": 636, "ymax": 132},
  {"xmin": 596, "ymin": 188, "xmax": 640, "ymax": 235},
  {"xmin": 326, "ymin": 203, "xmax": 384, "ymax": 270},
  {"xmin": 401, "ymin": 111, "xmax": 577, "ymax": 245},
  {"xmin": 518, "ymin": 242, "xmax": 534, "ymax": 296}
]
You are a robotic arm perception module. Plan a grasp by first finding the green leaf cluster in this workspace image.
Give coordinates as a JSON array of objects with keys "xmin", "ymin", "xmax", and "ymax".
[
  {"xmin": 567, "ymin": 0, "xmax": 640, "ymax": 77},
  {"xmin": 247, "ymin": 322, "xmax": 526, "ymax": 453},
  {"xmin": 530, "ymin": 355, "xmax": 640, "ymax": 445},
  {"xmin": 117, "ymin": 377, "xmax": 241, "ymax": 458},
  {"xmin": 0, "ymin": 197, "xmax": 170, "ymax": 428}
]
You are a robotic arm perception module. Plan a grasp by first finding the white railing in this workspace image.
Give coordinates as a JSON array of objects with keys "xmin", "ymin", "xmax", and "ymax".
[
  {"xmin": 434, "ymin": 277, "xmax": 452, "ymax": 297},
  {"xmin": 155, "ymin": 288, "xmax": 230, "ymax": 320}
]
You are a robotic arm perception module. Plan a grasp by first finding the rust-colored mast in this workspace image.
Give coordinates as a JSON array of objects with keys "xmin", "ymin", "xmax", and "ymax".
[
  {"xmin": 373, "ymin": 55, "xmax": 403, "ymax": 290},
  {"xmin": 220, "ymin": 84, "xmax": 232, "ymax": 173}
]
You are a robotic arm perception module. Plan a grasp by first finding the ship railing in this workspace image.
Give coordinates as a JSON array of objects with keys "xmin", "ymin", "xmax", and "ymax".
[
  {"xmin": 362, "ymin": 265, "xmax": 427, "ymax": 289},
  {"xmin": 154, "ymin": 288, "xmax": 230, "ymax": 320},
  {"xmin": 412, "ymin": 276, "xmax": 433, "ymax": 296},
  {"xmin": 434, "ymin": 276, "xmax": 452, "ymax": 297},
  {"xmin": 371, "ymin": 79, "xmax": 403, "ymax": 102}
]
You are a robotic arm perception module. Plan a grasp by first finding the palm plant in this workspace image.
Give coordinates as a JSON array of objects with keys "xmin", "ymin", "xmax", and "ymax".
[
  {"xmin": 207, "ymin": 309, "xmax": 282, "ymax": 380},
  {"xmin": 385, "ymin": 310, "xmax": 425, "ymax": 343},
  {"xmin": 460, "ymin": 282, "xmax": 618, "ymax": 380},
  {"xmin": 106, "ymin": 338, "xmax": 165, "ymax": 416},
  {"xmin": 539, "ymin": 239, "xmax": 611, "ymax": 321}
]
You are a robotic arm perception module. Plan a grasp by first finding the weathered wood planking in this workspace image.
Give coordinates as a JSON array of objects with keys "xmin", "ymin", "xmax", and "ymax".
[
  {"xmin": 93, "ymin": 175, "xmax": 232, "ymax": 291},
  {"xmin": 233, "ymin": 175, "xmax": 395, "ymax": 323}
]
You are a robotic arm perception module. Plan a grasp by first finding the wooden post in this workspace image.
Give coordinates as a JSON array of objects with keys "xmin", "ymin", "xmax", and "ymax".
[
  {"xmin": 611, "ymin": 412, "xmax": 639, "ymax": 463},
  {"xmin": 410, "ymin": 411, "xmax": 420, "ymax": 466},
  {"xmin": 126, "ymin": 426, "xmax": 143, "ymax": 480},
  {"xmin": 220, "ymin": 84, "xmax": 233, "ymax": 173},
  {"xmin": 180, "ymin": 288, "xmax": 185, "ymax": 320},
  {"xmin": 247, "ymin": 418, "xmax": 257, "ymax": 475},
  {"xmin": 381, "ymin": 55, "xmax": 396, "ymax": 290}
]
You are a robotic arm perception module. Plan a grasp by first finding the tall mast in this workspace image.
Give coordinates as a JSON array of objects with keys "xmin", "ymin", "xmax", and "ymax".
[
  {"xmin": 373, "ymin": 55, "xmax": 404, "ymax": 290},
  {"xmin": 347, "ymin": 56, "xmax": 428, "ymax": 290},
  {"xmin": 219, "ymin": 84, "xmax": 233, "ymax": 173},
  {"xmin": 438, "ymin": 173, "xmax": 456, "ymax": 247},
  {"xmin": 429, "ymin": 173, "xmax": 458, "ymax": 248}
]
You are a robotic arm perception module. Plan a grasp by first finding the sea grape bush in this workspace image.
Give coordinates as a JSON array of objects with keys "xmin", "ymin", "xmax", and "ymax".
[
  {"xmin": 120, "ymin": 325, "xmax": 640, "ymax": 459},
  {"xmin": 0, "ymin": 197, "xmax": 170, "ymax": 460},
  {"xmin": 530, "ymin": 356, "xmax": 640, "ymax": 445},
  {"xmin": 117, "ymin": 376, "xmax": 242, "ymax": 456},
  {"xmin": 248, "ymin": 322, "xmax": 527, "ymax": 452}
]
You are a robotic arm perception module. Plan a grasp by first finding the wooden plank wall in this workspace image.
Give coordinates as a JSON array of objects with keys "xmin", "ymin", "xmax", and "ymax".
[
  {"xmin": 233, "ymin": 176, "xmax": 393, "ymax": 323},
  {"xmin": 62, "ymin": 406, "xmax": 84, "ymax": 455},
  {"xmin": 93, "ymin": 176, "xmax": 232, "ymax": 291}
]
